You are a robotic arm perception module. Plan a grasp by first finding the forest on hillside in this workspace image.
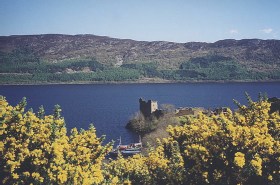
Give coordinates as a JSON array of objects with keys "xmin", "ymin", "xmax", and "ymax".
[{"xmin": 1, "ymin": 48, "xmax": 279, "ymax": 84}]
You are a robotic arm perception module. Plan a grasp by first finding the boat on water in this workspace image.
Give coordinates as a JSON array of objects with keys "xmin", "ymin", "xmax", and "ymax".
[{"xmin": 109, "ymin": 136, "xmax": 142, "ymax": 157}]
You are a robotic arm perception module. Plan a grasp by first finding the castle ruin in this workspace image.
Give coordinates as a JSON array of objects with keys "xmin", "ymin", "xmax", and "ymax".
[{"xmin": 139, "ymin": 98, "xmax": 158, "ymax": 117}]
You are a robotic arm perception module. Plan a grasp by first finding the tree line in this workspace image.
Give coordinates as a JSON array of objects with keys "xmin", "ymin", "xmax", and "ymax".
[{"xmin": 1, "ymin": 50, "xmax": 279, "ymax": 84}]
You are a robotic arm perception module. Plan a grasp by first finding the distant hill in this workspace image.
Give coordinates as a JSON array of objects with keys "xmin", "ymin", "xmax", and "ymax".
[{"xmin": 0, "ymin": 34, "xmax": 280, "ymax": 84}]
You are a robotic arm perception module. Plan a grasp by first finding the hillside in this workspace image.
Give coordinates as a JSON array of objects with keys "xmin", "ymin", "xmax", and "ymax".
[{"xmin": 0, "ymin": 34, "xmax": 280, "ymax": 84}]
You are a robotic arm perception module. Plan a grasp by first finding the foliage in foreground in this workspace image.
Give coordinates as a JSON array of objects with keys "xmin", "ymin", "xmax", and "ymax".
[
  {"xmin": 0, "ymin": 96, "xmax": 112, "ymax": 184},
  {"xmin": 106, "ymin": 95, "xmax": 280, "ymax": 185},
  {"xmin": 1, "ymin": 95, "xmax": 280, "ymax": 184}
]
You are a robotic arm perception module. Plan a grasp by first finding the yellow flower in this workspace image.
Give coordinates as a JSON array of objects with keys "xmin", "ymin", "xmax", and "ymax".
[
  {"xmin": 250, "ymin": 155, "xmax": 262, "ymax": 176},
  {"xmin": 57, "ymin": 171, "xmax": 67, "ymax": 184},
  {"xmin": 0, "ymin": 141, "xmax": 4, "ymax": 152},
  {"xmin": 32, "ymin": 172, "xmax": 40, "ymax": 179},
  {"xmin": 111, "ymin": 176, "xmax": 119, "ymax": 184},
  {"xmin": 234, "ymin": 152, "xmax": 245, "ymax": 168},
  {"xmin": 12, "ymin": 173, "xmax": 19, "ymax": 179},
  {"xmin": 202, "ymin": 171, "xmax": 209, "ymax": 183},
  {"xmin": 23, "ymin": 171, "xmax": 30, "ymax": 177},
  {"xmin": 123, "ymin": 179, "xmax": 132, "ymax": 185}
]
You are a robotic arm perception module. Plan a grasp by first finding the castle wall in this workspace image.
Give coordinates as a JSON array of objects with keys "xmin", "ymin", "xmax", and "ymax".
[{"xmin": 139, "ymin": 98, "xmax": 158, "ymax": 117}]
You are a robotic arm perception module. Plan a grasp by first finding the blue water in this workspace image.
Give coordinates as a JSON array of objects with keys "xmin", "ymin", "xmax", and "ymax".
[{"xmin": 0, "ymin": 82, "xmax": 279, "ymax": 143}]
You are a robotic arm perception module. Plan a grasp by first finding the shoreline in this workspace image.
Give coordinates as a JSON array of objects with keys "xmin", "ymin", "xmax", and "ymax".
[{"xmin": 1, "ymin": 78, "xmax": 280, "ymax": 86}]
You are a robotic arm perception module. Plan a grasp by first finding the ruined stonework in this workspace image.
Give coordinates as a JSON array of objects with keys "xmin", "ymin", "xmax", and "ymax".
[{"xmin": 139, "ymin": 98, "xmax": 158, "ymax": 117}]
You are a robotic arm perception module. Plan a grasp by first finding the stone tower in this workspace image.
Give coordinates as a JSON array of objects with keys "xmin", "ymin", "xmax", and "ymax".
[{"xmin": 139, "ymin": 98, "xmax": 158, "ymax": 117}]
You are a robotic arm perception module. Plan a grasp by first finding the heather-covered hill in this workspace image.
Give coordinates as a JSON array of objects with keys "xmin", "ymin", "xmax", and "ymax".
[{"xmin": 0, "ymin": 34, "xmax": 280, "ymax": 83}]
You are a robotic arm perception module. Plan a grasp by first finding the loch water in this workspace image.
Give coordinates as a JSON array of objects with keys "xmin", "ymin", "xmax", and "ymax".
[{"xmin": 0, "ymin": 82, "xmax": 279, "ymax": 143}]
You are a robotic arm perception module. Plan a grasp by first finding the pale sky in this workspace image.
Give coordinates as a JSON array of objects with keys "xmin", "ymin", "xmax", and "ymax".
[{"xmin": 1, "ymin": 0, "xmax": 280, "ymax": 43}]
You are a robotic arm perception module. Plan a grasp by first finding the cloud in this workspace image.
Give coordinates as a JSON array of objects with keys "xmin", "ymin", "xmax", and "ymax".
[
  {"xmin": 229, "ymin": 29, "xmax": 238, "ymax": 34},
  {"xmin": 261, "ymin": 28, "xmax": 273, "ymax": 34}
]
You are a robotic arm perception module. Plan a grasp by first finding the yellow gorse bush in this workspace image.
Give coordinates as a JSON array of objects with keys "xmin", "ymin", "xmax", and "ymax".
[
  {"xmin": 0, "ymin": 96, "xmax": 112, "ymax": 185},
  {"xmin": 1, "ymin": 94, "xmax": 279, "ymax": 185},
  {"xmin": 234, "ymin": 152, "xmax": 246, "ymax": 168},
  {"xmin": 165, "ymin": 94, "xmax": 280, "ymax": 184},
  {"xmin": 104, "ymin": 94, "xmax": 279, "ymax": 185}
]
